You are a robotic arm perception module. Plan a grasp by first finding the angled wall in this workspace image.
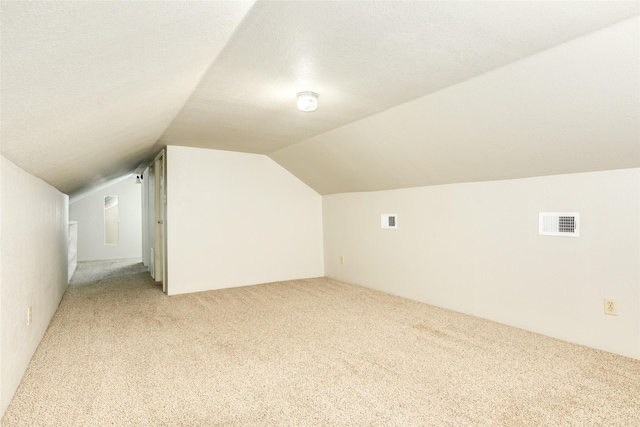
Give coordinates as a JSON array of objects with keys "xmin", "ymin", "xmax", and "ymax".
[
  {"xmin": 1, "ymin": 156, "xmax": 69, "ymax": 416},
  {"xmin": 324, "ymin": 168, "xmax": 640, "ymax": 359},
  {"xmin": 166, "ymin": 146, "xmax": 324, "ymax": 295}
]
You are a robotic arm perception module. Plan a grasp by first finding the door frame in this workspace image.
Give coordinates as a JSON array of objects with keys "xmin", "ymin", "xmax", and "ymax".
[{"xmin": 154, "ymin": 149, "xmax": 168, "ymax": 294}]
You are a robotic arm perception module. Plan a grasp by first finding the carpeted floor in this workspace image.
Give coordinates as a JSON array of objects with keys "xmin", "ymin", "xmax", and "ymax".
[
  {"xmin": 2, "ymin": 259, "xmax": 640, "ymax": 426},
  {"xmin": 69, "ymin": 258, "xmax": 150, "ymax": 284}
]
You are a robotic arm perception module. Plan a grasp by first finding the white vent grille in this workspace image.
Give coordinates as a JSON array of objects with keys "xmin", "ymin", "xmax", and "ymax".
[
  {"xmin": 539, "ymin": 212, "xmax": 579, "ymax": 237},
  {"xmin": 381, "ymin": 214, "xmax": 397, "ymax": 229}
]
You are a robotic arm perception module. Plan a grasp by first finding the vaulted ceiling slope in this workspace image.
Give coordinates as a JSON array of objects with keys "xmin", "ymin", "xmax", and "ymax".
[
  {"xmin": 1, "ymin": 1, "xmax": 256, "ymax": 195},
  {"xmin": 1, "ymin": 1, "xmax": 638, "ymax": 197}
]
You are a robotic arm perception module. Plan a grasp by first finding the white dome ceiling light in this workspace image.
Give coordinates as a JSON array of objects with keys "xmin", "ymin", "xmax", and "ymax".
[{"xmin": 297, "ymin": 91, "xmax": 319, "ymax": 112}]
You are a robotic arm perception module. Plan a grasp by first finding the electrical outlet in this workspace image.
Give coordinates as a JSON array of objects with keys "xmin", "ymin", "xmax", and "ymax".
[
  {"xmin": 339, "ymin": 255, "xmax": 344, "ymax": 264},
  {"xmin": 27, "ymin": 306, "xmax": 32, "ymax": 325},
  {"xmin": 604, "ymin": 298, "xmax": 618, "ymax": 316}
]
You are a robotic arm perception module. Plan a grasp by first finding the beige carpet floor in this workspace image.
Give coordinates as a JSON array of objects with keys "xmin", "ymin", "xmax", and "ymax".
[{"xmin": 2, "ymin": 259, "xmax": 640, "ymax": 426}]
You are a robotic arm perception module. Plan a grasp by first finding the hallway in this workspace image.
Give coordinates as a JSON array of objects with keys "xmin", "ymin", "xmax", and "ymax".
[{"xmin": 70, "ymin": 258, "xmax": 151, "ymax": 286}]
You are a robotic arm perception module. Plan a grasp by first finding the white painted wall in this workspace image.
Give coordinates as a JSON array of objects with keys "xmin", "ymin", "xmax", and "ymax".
[
  {"xmin": 1, "ymin": 146, "xmax": 3, "ymax": 419},
  {"xmin": 1, "ymin": 156, "xmax": 69, "ymax": 417},
  {"xmin": 166, "ymin": 146, "xmax": 324, "ymax": 295},
  {"xmin": 69, "ymin": 176, "xmax": 142, "ymax": 261},
  {"xmin": 323, "ymin": 168, "xmax": 640, "ymax": 359}
]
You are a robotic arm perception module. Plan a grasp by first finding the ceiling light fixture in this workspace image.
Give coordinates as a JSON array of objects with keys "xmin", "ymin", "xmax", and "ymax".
[{"xmin": 297, "ymin": 91, "xmax": 319, "ymax": 112}]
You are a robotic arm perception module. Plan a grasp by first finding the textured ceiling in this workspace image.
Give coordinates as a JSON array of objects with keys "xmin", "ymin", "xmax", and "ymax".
[
  {"xmin": 272, "ymin": 17, "xmax": 640, "ymax": 194},
  {"xmin": 1, "ymin": 1, "xmax": 255, "ymax": 194},
  {"xmin": 1, "ymin": 1, "xmax": 638, "ymax": 196}
]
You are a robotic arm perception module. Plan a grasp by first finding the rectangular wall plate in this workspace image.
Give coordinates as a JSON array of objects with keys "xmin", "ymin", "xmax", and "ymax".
[
  {"xmin": 539, "ymin": 212, "xmax": 579, "ymax": 237},
  {"xmin": 381, "ymin": 214, "xmax": 397, "ymax": 229}
]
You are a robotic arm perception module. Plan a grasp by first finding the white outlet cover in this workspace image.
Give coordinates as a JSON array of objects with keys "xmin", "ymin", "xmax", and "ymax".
[{"xmin": 604, "ymin": 298, "xmax": 618, "ymax": 316}]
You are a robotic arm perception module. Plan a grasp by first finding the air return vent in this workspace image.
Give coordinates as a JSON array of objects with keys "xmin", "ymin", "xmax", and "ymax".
[
  {"xmin": 539, "ymin": 212, "xmax": 579, "ymax": 237},
  {"xmin": 381, "ymin": 214, "xmax": 398, "ymax": 229}
]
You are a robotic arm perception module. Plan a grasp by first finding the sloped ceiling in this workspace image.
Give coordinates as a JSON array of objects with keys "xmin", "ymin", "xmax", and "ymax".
[
  {"xmin": 272, "ymin": 16, "xmax": 640, "ymax": 194},
  {"xmin": 1, "ymin": 1, "xmax": 255, "ymax": 194},
  {"xmin": 1, "ymin": 1, "xmax": 638, "ymax": 197}
]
